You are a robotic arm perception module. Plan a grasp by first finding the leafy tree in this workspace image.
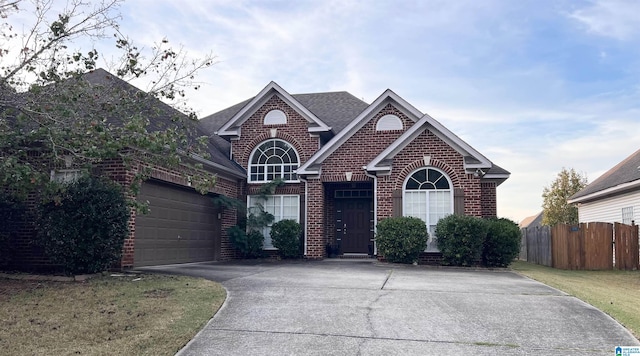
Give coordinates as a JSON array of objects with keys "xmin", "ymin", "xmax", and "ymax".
[
  {"xmin": 0, "ymin": 0, "xmax": 216, "ymax": 201},
  {"xmin": 541, "ymin": 168, "xmax": 588, "ymax": 226}
]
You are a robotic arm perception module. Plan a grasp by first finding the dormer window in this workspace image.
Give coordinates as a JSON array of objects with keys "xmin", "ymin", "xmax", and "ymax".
[
  {"xmin": 264, "ymin": 109, "xmax": 287, "ymax": 125},
  {"xmin": 376, "ymin": 114, "xmax": 403, "ymax": 131}
]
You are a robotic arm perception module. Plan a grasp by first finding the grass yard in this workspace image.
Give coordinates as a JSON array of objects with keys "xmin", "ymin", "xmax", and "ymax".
[
  {"xmin": 0, "ymin": 273, "xmax": 225, "ymax": 355},
  {"xmin": 511, "ymin": 260, "xmax": 640, "ymax": 340}
]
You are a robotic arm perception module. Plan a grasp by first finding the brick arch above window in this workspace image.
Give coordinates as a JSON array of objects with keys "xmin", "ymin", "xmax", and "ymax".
[
  {"xmin": 394, "ymin": 158, "xmax": 460, "ymax": 191},
  {"xmin": 240, "ymin": 131, "xmax": 305, "ymax": 167},
  {"xmin": 248, "ymin": 138, "xmax": 300, "ymax": 183}
]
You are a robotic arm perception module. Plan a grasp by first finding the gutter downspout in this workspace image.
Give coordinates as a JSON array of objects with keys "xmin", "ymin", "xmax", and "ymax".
[
  {"xmin": 363, "ymin": 168, "xmax": 378, "ymax": 255},
  {"xmin": 299, "ymin": 176, "xmax": 309, "ymax": 256}
]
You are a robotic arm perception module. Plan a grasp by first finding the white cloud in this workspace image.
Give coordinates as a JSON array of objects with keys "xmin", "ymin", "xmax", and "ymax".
[
  {"xmin": 569, "ymin": 0, "xmax": 640, "ymax": 40},
  {"xmin": 5, "ymin": 0, "xmax": 640, "ymax": 224}
]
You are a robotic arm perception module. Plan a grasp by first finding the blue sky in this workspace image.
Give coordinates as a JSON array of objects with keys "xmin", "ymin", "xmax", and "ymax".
[{"xmin": 10, "ymin": 0, "xmax": 640, "ymax": 222}]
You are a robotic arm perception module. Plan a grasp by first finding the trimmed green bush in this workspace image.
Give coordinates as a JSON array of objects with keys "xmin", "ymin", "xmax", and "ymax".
[
  {"xmin": 435, "ymin": 214, "xmax": 487, "ymax": 266},
  {"xmin": 482, "ymin": 218, "xmax": 521, "ymax": 267},
  {"xmin": 227, "ymin": 226, "xmax": 264, "ymax": 258},
  {"xmin": 270, "ymin": 219, "xmax": 302, "ymax": 258},
  {"xmin": 0, "ymin": 192, "xmax": 25, "ymax": 268},
  {"xmin": 38, "ymin": 176, "xmax": 129, "ymax": 275},
  {"xmin": 376, "ymin": 216, "xmax": 428, "ymax": 264}
]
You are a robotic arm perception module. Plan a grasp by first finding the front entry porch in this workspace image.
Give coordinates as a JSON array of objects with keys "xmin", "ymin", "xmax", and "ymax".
[{"xmin": 324, "ymin": 182, "xmax": 374, "ymax": 257}]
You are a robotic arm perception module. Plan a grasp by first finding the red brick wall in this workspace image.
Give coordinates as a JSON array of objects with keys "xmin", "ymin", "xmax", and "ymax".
[
  {"xmin": 306, "ymin": 178, "xmax": 325, "ymax": 258},
  {"xmin": 379, "ymin": 129, "xmax": 484, "ymax": 219},
  {"xmin": 481, "ymin": 182, "xmax": 497, "ymax": 218},
  {"xmin": 230, "ymin": 94, "xmax": 321, "ymax": 256},
  {"xmin": 321, "ymin": 104, "xmax": 413, "ymax": 181},
  {"xmin": 7, "ymin": 156, "xmax": 241, "ymax": 271},
  {"xmin": 231, "ymin": 94, "xmax": 320, "ymax": 168}
]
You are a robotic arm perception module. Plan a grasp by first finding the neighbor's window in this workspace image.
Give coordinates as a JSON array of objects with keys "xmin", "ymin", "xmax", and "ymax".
[
  {"xmin": 248, "ymin": 139, "xmax": 299, "ymax": 182},
  {"xmin": 622, "ymin": 206, "xmax": 634, "ymax": 225},
  {"xmin": 248, "ymin": 195, "xmax": 299, "ymax": 249},
  {"xmin": 264, "ymin": 109, "xmax": 287, "ymax": 125},
  {"xmin": 403, "ymin": 167, "xmax": 453, "ymax": 251}
]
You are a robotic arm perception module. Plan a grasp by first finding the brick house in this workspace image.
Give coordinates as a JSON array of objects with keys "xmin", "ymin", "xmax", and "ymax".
[
  {"xmin": 200, "ymin": 82, "xmax": 510, "ymax": 260},
  {"xmin": 3, "ymin": 69, "xmax": 246, "ymax": 270},
  {"xmin": 4, "ymin": 74, "xmax": 509, "ymax": 270}
]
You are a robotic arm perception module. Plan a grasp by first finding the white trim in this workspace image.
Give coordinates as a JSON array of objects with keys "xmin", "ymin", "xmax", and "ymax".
[
  {"xmin": 247, "ymin": 194, "xmax": 301, "ymax": 250},
  {"xmin": 247, "ymin": 139, "xmax": 300, "ymax": 183},
  {"xmin": 363, "ymin": 170, "xmax": 378, "ymax": 255},
  {"xmin": 376, "ymin": 114, "xmax": 403, "ymax": 131},
  {"xmin": 297, "ymin": 89, "xmax": 423, "ymax": 175},
  {"xmin": 299, "ymin": 176, "xmax": 309, "ymax": 256},
  {"xmin": 365, "ymin": 112, "xmax": 492, "ymax": 173},
  {"xmin": 179, "ymin": 150, "xmax": 246, "ymax": 179},
  {"xmin": 402, "ymin": 166, "xmax": 454, "ymax": 253},
  {"xmin": 568, "ymin": 179, "xmax": 640, "ymax": 204},
  {"xmin": 264, "ymin": 109, "xmax": 287, "ymax": 125},
  {"xmin": 217, "ymin": 82, "xmax": 331, "ymax": 137}
]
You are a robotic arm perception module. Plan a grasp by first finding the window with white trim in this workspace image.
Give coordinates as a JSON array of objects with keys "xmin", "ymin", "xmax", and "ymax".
[
  {"xmin": 248, "ymin": 195, "xmax": 300, "ymax": 249},
  {"xmin": 622, "ymin": 206, "xmax": 634, "ymax": 225},
  {"xmin": 376, "ymin": 114, "xmax": 403, "ymax": 131},
  {"xmin": 403, "ymin": 167, "xmax": 453, "ymax": 251},
  {"xmin": 248, "ymin": 139, "xmax": 299, "ymax": 182},
  {"xmin": 264, "ymin": 109, "xmax": 287, "ymax": 125}
]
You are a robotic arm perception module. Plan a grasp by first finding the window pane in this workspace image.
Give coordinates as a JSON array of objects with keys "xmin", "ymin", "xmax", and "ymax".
[
  {"xmin": 248, "ymin": 195, "xmax": 300, "ymax": 250},
  {"xmin": 404, "ymin": 191, "xmax": 427, "ymax": 223},
  {"xmin": 249, "ymin": 139, "xmax": 300, "ymax": 182},
  {"xmin": 434, "ymin": 175, "xmax": 450, "ymax": 189}
]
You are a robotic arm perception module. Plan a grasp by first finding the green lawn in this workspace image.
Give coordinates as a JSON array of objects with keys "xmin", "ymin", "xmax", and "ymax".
[
  {"xmin": 0, "ymin": 273, "xmax": 225, "ymax": 355},
  {"xmin": 511, "ymin": 260, "xmax": 640, "ymax": 339}
]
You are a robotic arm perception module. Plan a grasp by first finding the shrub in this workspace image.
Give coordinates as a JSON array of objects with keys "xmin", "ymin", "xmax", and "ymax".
[
  {"xmin": 0, "ymin": 192, "xmax": 26, "ymax": 268},
  {"xmin": 482, "ymin": 218, "xmax": 521, "ymax": 267},
  {"xmin": 376, "ymin": 216, "xmax": 428, "ymax": 264},
  {"xmin": 435, "ymin": 214, "xmax": 487, "ymax": 266},
  {"xmin": 270, "ymin": 219, "xmax": 302, "ymax": 259},
  {"xmin": 227, "ymin": 226, "xmax": 264, "ymax": 258},
  {"xmin": 38, "ymin": 176, "xmax": 129, "ymax": 275}
]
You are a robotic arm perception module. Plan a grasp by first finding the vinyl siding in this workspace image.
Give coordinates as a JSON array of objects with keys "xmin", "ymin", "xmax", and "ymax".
[{"xmin": 578, "ymin": 190, "xmax": 640, "ymax": 224}]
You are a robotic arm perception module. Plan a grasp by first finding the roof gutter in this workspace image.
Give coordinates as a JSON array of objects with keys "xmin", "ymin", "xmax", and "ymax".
[
  {"xmin": 178, "ymin": 149, "xmax": 246, "ymax": 179},
  {"xmin": 568, "ymin": 179, "xmax": 640, "ymax": 204}
]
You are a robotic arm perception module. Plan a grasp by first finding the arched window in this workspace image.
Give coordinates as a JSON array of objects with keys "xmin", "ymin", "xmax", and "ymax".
[
  {"xmin": 403, "ymin": 167, "xmax": 453, "ymax": 251},
  {"xmin": 248, "ymin": 139, "xmax": 299, "ymax": 182},
  {"xmin": 264, "ymin": 109, "xmax": 287, "ymax": 125},
  {"xmin": 376, "ymin": 114, "xmax": 403, "ymax": 131}
]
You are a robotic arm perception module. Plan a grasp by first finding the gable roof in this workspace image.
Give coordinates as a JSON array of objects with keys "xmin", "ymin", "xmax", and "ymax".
[
  {"xmin": 297, "ymin": 89, "xmax": 424, "ymax": 175},
  {"xmin": 199, "ymin": 91, "xmax": 369, "ymax": 145},
  {"xmin": 297, "ymin": 89, "xmax": 509, "ymax": 184},
  {"xmin": 293, "ymin": 92, "xmax": 369, "ymax": 134},
  {"xmin": 84, "ymin": 69, "xmax": 246, "ymax": 178},
  {"xmin": 568, "ymin": 148, "xmax": 640, "ymax": 204},
  {"xmin": 214, "ymin": 82, "xmax": 332, "ymax": 137},
  {"xmin": 365, "ymin": 112, "xmax": 493, "ymax": 172},
  {"xmin": 519, "ymin": 211, "xmax": 543, "ymax": 228}
]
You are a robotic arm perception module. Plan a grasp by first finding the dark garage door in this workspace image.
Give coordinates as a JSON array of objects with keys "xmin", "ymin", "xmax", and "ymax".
[{"xmin": 134, "ymin": 180, "xmax": 221, "ymax": 267}]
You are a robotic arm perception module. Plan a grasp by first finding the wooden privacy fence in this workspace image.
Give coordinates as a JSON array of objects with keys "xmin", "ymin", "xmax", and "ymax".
[
  {"xmin": 520, "ymin": 226, "xmax": 552, "ymax": 266},
  {"xmin": 521, "ymin": 222, "xmax": 639, "ymax": 270}
]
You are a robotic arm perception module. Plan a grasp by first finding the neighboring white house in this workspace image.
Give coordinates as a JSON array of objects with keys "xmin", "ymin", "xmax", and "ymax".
[{"xmin": 568, "ymin": 149, "xmax": 640, "ymax": 225}]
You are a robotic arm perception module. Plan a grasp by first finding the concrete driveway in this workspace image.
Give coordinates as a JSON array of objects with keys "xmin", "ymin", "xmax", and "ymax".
[{"xmin": 138, "ymin": 260, "xmax": 639, "ymax": 355}]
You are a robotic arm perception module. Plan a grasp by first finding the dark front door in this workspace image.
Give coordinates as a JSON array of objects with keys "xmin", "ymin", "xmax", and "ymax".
[{"xmin": 337, "ymin": 199, "xmax": 372, "ymax": 254}]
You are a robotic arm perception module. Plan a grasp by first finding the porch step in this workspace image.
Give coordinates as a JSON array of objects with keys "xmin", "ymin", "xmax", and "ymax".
[{"xmin": 338, "ymin": 254, "xmax": 375, "ymax": 259}]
